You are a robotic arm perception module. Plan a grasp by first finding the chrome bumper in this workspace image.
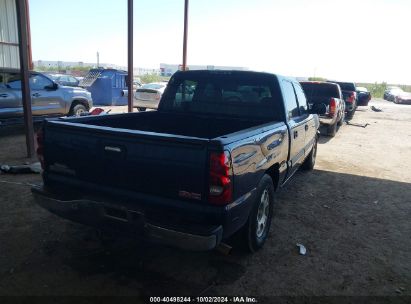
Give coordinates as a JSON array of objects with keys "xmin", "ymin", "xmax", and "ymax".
[{"xmin": 32, "ymin": 185, "xmax": 222, "ymax": 251}]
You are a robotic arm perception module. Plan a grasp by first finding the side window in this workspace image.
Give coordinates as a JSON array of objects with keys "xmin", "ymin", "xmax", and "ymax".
[
  {"xmin": 6, "ymin": 73, "xmax": 22, "ymax": 89},
  {"xmin": 293, "ymin": 82, "xmax": 308, "ymax": 115},
  {"xmin": 30, "ymin": 75, "xmax": 53, "ymax": 90},
  {"xmin": 282, "ymin": 80, "xmax": 299, "ymax": 119}
]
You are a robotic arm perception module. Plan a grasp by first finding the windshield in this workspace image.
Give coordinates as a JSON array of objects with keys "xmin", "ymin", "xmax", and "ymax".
[{"xmin": 160, "ymin": 71, "xmax": 284, "ymax": 121}]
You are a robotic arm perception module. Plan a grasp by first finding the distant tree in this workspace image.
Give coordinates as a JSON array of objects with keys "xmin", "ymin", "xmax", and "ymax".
[{"xmin": 308, "ymin": 77, "xmax": 327, "ymax": 81}]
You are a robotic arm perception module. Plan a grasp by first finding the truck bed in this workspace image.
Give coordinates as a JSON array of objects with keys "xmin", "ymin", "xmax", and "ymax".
[{"xmin": 68, "ymin": 111, "xmax": 269, "ymax": 139}]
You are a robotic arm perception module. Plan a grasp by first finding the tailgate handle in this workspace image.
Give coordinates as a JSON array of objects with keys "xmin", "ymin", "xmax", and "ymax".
[{"xmin": 104, "ymin": 146, "xmax": 122, "ymax": 153}]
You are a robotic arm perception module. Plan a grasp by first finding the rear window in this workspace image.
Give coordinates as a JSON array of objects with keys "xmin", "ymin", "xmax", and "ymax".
[
  {"xmin": 333, "ymin": 82, "xmax": 355, "ymax": 91},
  {"xmin": 300, "ymin": 83, "xmax": 340, "ymax": 99},
  {"xmin": 160, "ymin": 71, "xmax": 284, "ymax": 121}
]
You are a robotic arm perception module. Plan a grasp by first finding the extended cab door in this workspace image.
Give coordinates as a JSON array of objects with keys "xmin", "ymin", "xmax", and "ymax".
[
  {"xmin": 29, "ymin": 74, "xmax": 66, "ymax": 115},
  {"xmin": 0, "ymin": 72, "xmax": 23, "ymax": 119},
  {"xmin": 292, "ymin": 82, "xmax": 317, "ymax": 154},
  {"xmin": 281, "ymin": 80, "xmax": 306, "ymax": 177}
]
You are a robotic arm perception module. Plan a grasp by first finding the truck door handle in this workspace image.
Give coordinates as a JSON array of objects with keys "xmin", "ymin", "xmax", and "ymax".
[
  {"xmin": 294, "ymin": 130, "xmax": 298, "ymax": 138},
  {"xmin": 32, "ymin": 93, "xmax": 40, "ymax": 97},
  {"xmin": 0, "ymin": 94, "xmax": 8, "ymax": 98},
  {"xmin": 305, "ymin": 124, "xmax": 309, "ymax": 131}
]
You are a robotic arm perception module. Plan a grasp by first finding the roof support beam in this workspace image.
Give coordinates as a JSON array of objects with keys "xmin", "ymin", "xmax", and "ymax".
[
  {"xmin": 127, "ymin": 0, "xmax": 133, "ymax": 113},
  {"xmin": 15, "ymin": 0, "xmax": 34, "ymax": 158}
]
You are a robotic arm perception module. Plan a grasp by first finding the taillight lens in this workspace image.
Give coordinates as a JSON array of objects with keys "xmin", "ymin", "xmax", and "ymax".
[
  {"xmin": 347, "ymin": 92, "xmax": 356, "ymax": 103},
  {"xmin": 155, "ymin": 92, "xmax": 161, "ymax": 100},
  {"xmin": 209, "ymin": 151, "xmax": 233, "ymax": 205},
  {"xmin": 36, "ymin": 128, "xmax": 45, "ymax": 169},
  {"xmin": 329, "ymin": 98, "xmax": 336, "ymax": 116}
]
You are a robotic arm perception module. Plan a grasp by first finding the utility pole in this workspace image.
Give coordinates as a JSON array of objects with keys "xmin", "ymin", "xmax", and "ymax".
[
  {"xmin": 16, "ymin": 0, "xmax": 34, "ymax": 158},
  {"xmin": 97, "ymin": 51, "xmax": 100, "ymax": 68},
  {"xmin": 127, "ymin": 0, "xmax": 134, "ymax": 113},
  {"xmin": 182, "ymin": 0, "xmax": 189, "ymax": 71}
]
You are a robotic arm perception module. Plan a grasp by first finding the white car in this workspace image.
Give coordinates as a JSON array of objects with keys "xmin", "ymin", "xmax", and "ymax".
[{"xmin": 133, "ymin": 82, "xmax": 167, "ymax": 111}]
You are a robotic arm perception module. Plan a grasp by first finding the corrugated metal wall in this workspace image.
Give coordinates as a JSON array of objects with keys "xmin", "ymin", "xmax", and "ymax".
[{"xmin": 0, "ymin": 0, "xmax": 20, "ymax": 69}]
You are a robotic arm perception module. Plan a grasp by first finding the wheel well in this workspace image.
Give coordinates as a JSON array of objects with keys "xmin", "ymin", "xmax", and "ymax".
[
  {"xmin": 265, "ymin": 163, "xmax": 280, "ymax": 191},
  {"xmin": 70, "ymin": 99, "xmax": 90, "ymax": 112}
]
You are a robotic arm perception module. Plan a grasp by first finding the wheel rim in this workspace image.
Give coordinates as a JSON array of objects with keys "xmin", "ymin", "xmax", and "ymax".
[
  {"xmin": 256, "ymin": 189, "xmax": 270, "ymax": 238},
  {"xmin": 75, "ymin": 108, "xmax": 86, "ymax": 116}
]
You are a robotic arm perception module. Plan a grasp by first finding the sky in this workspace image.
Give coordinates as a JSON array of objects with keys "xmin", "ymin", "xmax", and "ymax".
[{"xmin": 29, "ymin": 0, "xmax": 411, "ymax": 84}]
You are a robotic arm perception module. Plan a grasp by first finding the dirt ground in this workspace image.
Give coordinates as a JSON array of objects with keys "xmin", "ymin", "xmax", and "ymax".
[{"xmin": 0, "ymin": 99, "xmax": 410, "ymax": 299}]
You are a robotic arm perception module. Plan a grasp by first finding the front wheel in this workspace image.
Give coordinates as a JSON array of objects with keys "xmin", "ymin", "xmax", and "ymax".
[
  {"xmin": 243, "ymin": 174, "xmax": 275, "ymax": 253},
  {"xmin": 70, "ymin": 104, "xmax": 87, "ymax": 116}
]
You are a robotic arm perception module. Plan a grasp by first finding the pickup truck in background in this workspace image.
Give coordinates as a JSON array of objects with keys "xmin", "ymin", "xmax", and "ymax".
[
  {"xmin": 327, "ymin": 81, "xmax": 357, "ymax": 118},
  {"xmin": 32, "ymin": 70, "xmax": 322, "ymax": 252},
  {"xmin": 300, "ymin": 81, "xmax": 345, "ymax": 137},
  {"xmin": 0, "ymin": 70, "xmax": 93, "ymax": 126},
  {"xmin": 356, "ymin": 87, "xmax": 371, "ymax": 107}
]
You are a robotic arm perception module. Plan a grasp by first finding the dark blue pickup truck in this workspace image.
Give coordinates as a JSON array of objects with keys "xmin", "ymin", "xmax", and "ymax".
[{"xmin": 32, "ymin": 70, "xmax": 321, "ymax": 252}]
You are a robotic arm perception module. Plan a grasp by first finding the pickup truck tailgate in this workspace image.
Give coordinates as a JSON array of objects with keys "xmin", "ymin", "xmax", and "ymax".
[{"xmin": 43, "ymin": 121, "xmax": 210, "ymax": 201}]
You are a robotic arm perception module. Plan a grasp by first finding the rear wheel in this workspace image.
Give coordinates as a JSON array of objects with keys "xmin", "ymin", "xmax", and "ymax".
[
  {"xmin": 327, "ymin": 122, "xmax": 337, "ymax": 137},
  {"xmin": 69, "ymin": 104, "xmax": 87, "ymax": 116},
  {"xmin": 302, "ymin": 136, "xmax": 317, "ymax": 171},
  {"xmin": 243, "ymin": 174, "xmax": 275, "ymax": 253},
  {"xmin": 346, "ymin": 110, "xmax": 354, "ymax": 119},
  {"xmin": 337, "ymin": 112, "xmax": 345, "ymax": 126},
  {"xmin": 137, "ymin": 107, "xmax": 146, "ymax": 112}
]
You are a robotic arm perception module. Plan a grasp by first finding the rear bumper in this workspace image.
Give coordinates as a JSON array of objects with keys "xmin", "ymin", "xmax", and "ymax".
[
  {"xmin": 32, "ymin": 185, "xmax": 222, "ymax": 251},
  {"xmin": 133, "ymin": 98, "xmax": 160, "ymax": 109},
  {"xmin": 345, "ymin": 102, "xmax": 355, "ymax": 112},
  {"xmin": 318, "ymin": 116, "xmax": 336, "ymax": 126}
]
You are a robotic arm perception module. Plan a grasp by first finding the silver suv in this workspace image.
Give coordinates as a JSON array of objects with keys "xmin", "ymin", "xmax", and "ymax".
[{"xmin": 0, "ymin": 70, "xmax": 93, "ymax": 124}]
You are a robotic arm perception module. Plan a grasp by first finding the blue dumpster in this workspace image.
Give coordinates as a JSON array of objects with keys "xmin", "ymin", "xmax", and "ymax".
[{"xmin": 80, "ymin": 69, "xmax": 129, "ymax": 106}]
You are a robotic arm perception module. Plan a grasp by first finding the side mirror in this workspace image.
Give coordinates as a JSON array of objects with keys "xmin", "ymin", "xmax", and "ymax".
[
  {"xmin": 310, "ymin": 103, "xmax": 327, "ymax": 115},
  {"xmin": 44, "ymin": 83, "xmax": 58, "ymax": 90}
]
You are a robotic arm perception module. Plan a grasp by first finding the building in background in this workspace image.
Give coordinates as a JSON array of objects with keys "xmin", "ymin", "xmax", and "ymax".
[
  {"xmin": 159, "ymin": 63, "xmax": 249, "ymax": 77},
  {"xmin": 0, "ymin": 0, "xmax": 20, "ymax": 69}
]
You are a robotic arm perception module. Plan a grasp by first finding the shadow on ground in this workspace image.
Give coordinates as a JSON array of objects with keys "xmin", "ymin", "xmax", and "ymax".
[{"xmin": 0, "ymin": 169, "xmax": 410, "ymax": 297}]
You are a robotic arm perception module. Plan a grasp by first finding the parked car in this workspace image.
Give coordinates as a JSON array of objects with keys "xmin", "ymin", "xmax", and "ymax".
[
  {"xmin": 32, "ymin": 70, "xmax": 323, "ymax": 252},
  {"xmin": 384, "ymin": 87, "xmax": 403, "ymax": 101},
  {"xmin": 300, "ymin": 81, "xmax": 345, "ymax": 136},
  {"xmin": 393, "ymin": 91, "xmax": 411, "ymax": 104},
  {"xmin": 0, "ymin": 70, "xmax": 93, "ymax": 125},
  {"xmin": 47, "ymin": 74, "xmax": 80, "ymax": 87},
  {"xmin": 327, "ymin": 81, "xmax": 357, "ymax": 118},
  {"xmin": 356, "ymin": 86, "xmax": 371, "ymax": 106},
  {"xmin": 133, "ymin": 82, "xmax": 167, "ymax": 111}
]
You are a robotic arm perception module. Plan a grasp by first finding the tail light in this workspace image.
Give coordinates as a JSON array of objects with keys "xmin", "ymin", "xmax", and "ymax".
[
  {"xmin": 155, "ymin": 92, "xmax": 161, "ymax": 101},
  {"xmin": 347, "ymin": 92, "xmax": 356, "ymax": 103},
  {"xmin": 209, "ymin": 151, "xmax": 233, "ymax": 205},
  {"xmin": 329, "ymin": 98, "xmax": 336, "ymax": 116},
  {"xmin": 36, "ymin": 128, "xmax": 45, "ymax": 169}
]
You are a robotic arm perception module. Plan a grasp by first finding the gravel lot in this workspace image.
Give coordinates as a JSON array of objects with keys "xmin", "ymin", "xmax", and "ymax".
[{"xmin": 0, "ymin": 99, "xmax": 410, "ymax": 299}]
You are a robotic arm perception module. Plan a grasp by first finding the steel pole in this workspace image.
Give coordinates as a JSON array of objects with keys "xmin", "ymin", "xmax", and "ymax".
[
  {"xmin": 127, "ymin": 0, "xmax": 134, "ymax": 113},
  {"xmin": 182, "ymin": 0, "xmax": 189, "ymax": 71},
  {"xmin": 15, "ymin": 0, "xmax": 34, "ymax": 158}
]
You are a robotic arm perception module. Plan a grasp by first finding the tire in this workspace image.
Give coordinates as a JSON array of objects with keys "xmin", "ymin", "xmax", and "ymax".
[
  {"xmin": 69, "ymin": 104, "xmax": 87, "ymax": 116},
  {"xmin": 327, "ymin": 122, "xmax": 337, "ymax": 137},
  {"xmin": 337, "ymin": 111, "xmax": 345, "ymax": 126},
  {"xmin": 243, "ymin": 174, "xmax": 275, "ymax": 253},
  {"xmin": 302, "ymin": 136, "xmax": 317, "ymax": 171},
  {"xmin": 346, "ymin": 110, "xmax": 354, "ymax": 119},
  {"xmin": 137, "ymin": 107, "xmax": 146, "ymax": 112}
]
